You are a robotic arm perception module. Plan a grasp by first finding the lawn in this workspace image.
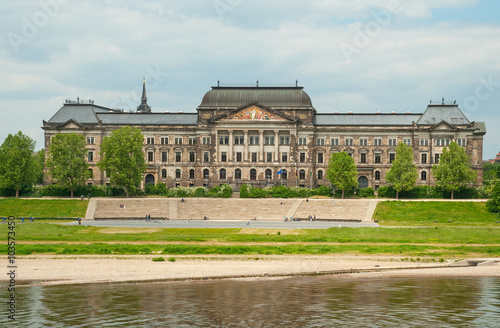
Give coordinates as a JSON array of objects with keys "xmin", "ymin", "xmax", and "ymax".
[
  {"xmin": 0, "ymin": 199, "xmax": 88, "ymax": 218},
  {"xmin": 373, "ymin": 201, "xmax": 499, "ymax": 226}
]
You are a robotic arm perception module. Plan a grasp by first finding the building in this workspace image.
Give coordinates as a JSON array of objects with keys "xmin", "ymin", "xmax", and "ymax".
[{"xmin": 42, "ymin": 81, "xmax": 486, "ymax": 190}]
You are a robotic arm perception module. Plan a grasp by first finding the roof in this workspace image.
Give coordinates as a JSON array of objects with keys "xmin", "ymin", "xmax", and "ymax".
[
  {"xmin": 198, "ymin": 86, "xmax": 313, "ymax": 108},
  {"xmin": 97, "ymin": 113, "xmax": 197, "ymax": 125},
  {"xmin": 314, "ymin": 113, "xmax": 422, "ymax": 126},
  {"xmin": 47, "ymin": 104, "xmax": 113, "ymax": 124},
  {"xmin": 417, "ymin": 105, "xmax": 470, "ymax": 125}
]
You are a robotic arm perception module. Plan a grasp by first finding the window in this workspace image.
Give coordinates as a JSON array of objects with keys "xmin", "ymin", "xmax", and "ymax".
[
  {"xmin": 146, "ymin": 137, "xmax": 155, "ymax": 145},
  {"xmin": 219, "ymin": 169, "xmax": 226, "ymax": 180},
  {"xmin": 374, "ymin": 153, "xmax": 381, "ymax": 164},
  {"xmin": 189, "ymin": 152, "xmax": 196, "ymax": 163},
  {"xmin": 219, "ymin": 136, "xmax": 229, "ymax": 145},
  {"xmin": 147, "ymin": 151, "xmax": 154, "ymax": 162},
  {"xmin": 331, "ymin": 138, "xmax": 339, "ymax": 146},
  {"xmin": 175, "ymin": 152, "xmax": 182, "ymax": 162},
  {"xmin": 280, "ymin": 136, "xmax": 290, "ymax": 145},
  {"xmin": 375, "ymin": 171, "xmax": 381, "ymax": 180},
  {"xmin": 345, "ymin": 138, "xmax": 353, "ymax": 146},
  {"xmin": 162, "ymin": 169, "xmax": 167, "ymax": 179},
  {"xmin": 188, "ymin": 137, "xmax": 197, "ymax": 145},
  {"xmin": 298, "ymin": 137, "xmax": 307, "ymax": 145},
  {"xmin": 403, "ymin": 138, "xmax": 412, "ymax": 146},
  {"xmin": 250, "ymin": 169, "xmax": 257, "ymax": 180},
  {"xmin": 87, "ymin": 137, "xmax": 94, "ymax": 144},
  {"xmin": 175, "ymin": 137, "xmax": 182, "ymax": 145},
  {"xmin": 202, "ymin": 137, "xmax": 211, "ymax": 145},
  {"xmin": 436, "ymin": 138, "xmax": 450, "ymax": 147},
  {"xmin": 318, "ymin": 170, "xmax": 324, "ymax": 180},
  {"xmin": 203, "ymin": 169, "xmax": 209, "ymax": 179},
  {"xmin": 388, "ymin": 138, "xmax": 397, "ymax": 146},
  {"xmin": 161, "ymin": 152, "xmax": 168, "ymax": 163},
  {"xmin": 457, "ymin": 138, "xmax": 466, "ymax": 146},
  {"xmin": 264, "ymin": 136, "xmax": 275, "ymax": 145},
  {"xmin": 203, "ymin": 152, "xmax": 209, "ymax": 163},
  {"xmin": 189, "ymin": 169, "xmax": 195, "ymax": 179},
  {"xmin": 299, "ymin": 169, "xmax": 306, "ymax": 179},
  {"xmin": 88, "ymin": 168, "xmax": 93, "ymax": 179},
  {"xmin": 360, "ymin": 153, "xmax": 366, "ymax": 163},
  {"xmin": 234, "ymin": 135, "xmax": 244, "ymax": 145},
  {"xmin": 359, "ymin": 138, "xmax": 368, "ymax": 146},
  {"xmin": 175, "ymin": 169, "xmax": 181, "ymax": 179},
  {"xmin": 281, "ymin": 152, "xmax": 288, "ymax": 162},
  {"xmin": 267, "ymin": 152, "xmax": 273, "ymax": 162},
  {"xmin": 318, "ymin": 153, "xmax": 324, "ymax": 163},
  {"xmin": 389, "ymin": 153, "xmax": 395, "ymax": 163},
  {"xmin": 266, "ymin": 169, "xmax": 272, "ymax": 179},
  {"xmin": 235, "ymin": 169, "xmax": 241, "ymax": 179},
  {"xmin": 221, "ymin": 152, "xmax": 227, "ymax": 162},
  {"xmin": 251, "ymin": 152, "xmax": 258, "ymax": 162},
  {"xmin": 374, "ymin": 138, "xmax": 382, "ymax": 146},
  {"xmin": 421, "ymin": 171, "xmax": 427, "ymax": 181},
  {"xmin": 236, "ymin": 152, "xmax": 242, "ymax": 162},
  {"xmin": 249, "ymin": 136, "xmax": 259, "ymax": 145},
  {"xmin": 282, "ymin": 169, "xmax": 288, "ymax": 180},
  {"xmin": 316, "ymin": 138, "xmax": 325, "ymax": 146},
  {"xmin": 421, "ymin": 153, "xmax": 427, "ymax": 164},
  {"xmin": 161, "ymin": 137, "xmax": 169, "ymax": 145},
  {"xmin": 420, "ymin": 138, "xmax": 429, "ymax": 146},
  {"xmin": 435, "ymin": 154, "xmax": 440, "ymax": 164},
  {"xmin": 87, "ymin": 151, "xmax": 94, "ymax": 162},
  {"xmin": 299, "ymin": 153, "xmax": 306, "ymax": 163}
]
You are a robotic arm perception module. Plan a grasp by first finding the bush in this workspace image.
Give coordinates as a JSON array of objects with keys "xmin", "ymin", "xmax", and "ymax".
[
  {"xmin": 239, "ymin": 185, "xmax": 333, "ymax": 198},
  {"xmin": 487, "ymin": 182, "xmax": 500, "ymax": 213},
  {"xmin": 358, "ymin": 187, "xmax": 375, "ymax": 198}
]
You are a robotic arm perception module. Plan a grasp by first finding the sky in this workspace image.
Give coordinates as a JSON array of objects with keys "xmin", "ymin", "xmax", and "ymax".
[{"xmin": 1, "ymin": 0, "xmax": 499, "ymax": 159}]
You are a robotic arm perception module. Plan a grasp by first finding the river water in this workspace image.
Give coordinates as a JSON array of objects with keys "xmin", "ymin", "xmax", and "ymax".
[{"xmin": 2, "ymin": 276, "xmax": 499, "ymax": 327}]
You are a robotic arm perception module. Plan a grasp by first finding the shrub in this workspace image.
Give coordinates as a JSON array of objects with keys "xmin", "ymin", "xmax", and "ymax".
[
  {"xmin": 487, "ymin": 182, "xmax": 500, "ymax": 213},
  {"xmin": 358, "ymin": 187, "xmax": 375, "ymax": 198},
  {"xmin": 152, "ymin": 257, "xmax": 165, "ymax": 262}
]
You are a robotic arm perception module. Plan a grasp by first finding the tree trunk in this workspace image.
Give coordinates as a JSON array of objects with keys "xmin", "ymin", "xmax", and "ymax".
[
  {"xmin": 396, "ymin": 190, "xmax": 399, "ymax": 199},
  {"xmin": 71, "ymin": 189, "xmax": 74, "ymax": 198},
  {"xmin": 451, "ymin": 190, "xmax": 454, "ymax": 200},
  {"xmin": 341, "ymin": 190, "xmax": 345, "ymax": 199},
  {"xmin": 15, "ymin": 188, "xmax": 19, "ymax": 198}
]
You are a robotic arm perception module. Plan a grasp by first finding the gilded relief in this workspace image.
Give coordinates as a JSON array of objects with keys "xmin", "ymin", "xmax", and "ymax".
[{"xmin": 227, "ymin": 106, "xmax": 285, "ymax": 121}]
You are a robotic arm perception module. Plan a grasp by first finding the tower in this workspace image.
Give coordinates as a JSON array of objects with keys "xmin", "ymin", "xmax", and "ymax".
[{"xmin": 137, "ymin": 78, "xmax": 151, "ymax": 113}]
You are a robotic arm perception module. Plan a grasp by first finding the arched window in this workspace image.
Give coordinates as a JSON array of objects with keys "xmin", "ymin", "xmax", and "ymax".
[
  {"xmin": 235, "ymin": 169, "xmax": 242, "ymax": 179},
  {"xmin": 317, "ymin": 170, "xmax": 323, "ymax": 180},
  {"xmin": 175, "ymin": 169, "xmax": 181, "ymax": 179},
  {"xmin": 203, "ymin": 169, "xmax": 209, "ymax": 179},
  {"xmin": 145, "ymin": 174, "xmax": 155, "ymax": 185},
  {"xmin": 282, "ymin": 169, "xmax": 288, "ymax": 180},
  {"xmin": 421, "ymin": 171, "xmax": 427, "ymax": 181},
  {"xmin": 88, "ymin": 168, "xmax": 93, "ymax": 179},
  {"xmin": 358, "ymin": 176, "xmax": 368, "ymax": 189},
  {"xmin": 220, "ymin": 169, "xmax": 226, "ymax": 180},
  {"xmin": 375, "ymin": 170, "xmax": 381, "ymax": 180},
  {"xmin": 250, "ymin": 169, "xmax": 257, "ymax": 180},
  {"xmin": 299, "ymin": 169, "xmax": 306, "ymax": 179},
  {"xmin": 265, "ymin": 169, "xmax": 272, "ymax": 180},
  {"xmin": 189, "ymin": 169, "xmax": 195, "ymax": 179},
  {"xmin": 162, "ymin": 169, "xmax": 167, "ymax": 179}
]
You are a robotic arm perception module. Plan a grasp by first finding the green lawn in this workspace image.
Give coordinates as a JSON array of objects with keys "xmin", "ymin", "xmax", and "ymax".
[
  {"xmin": 373, "ymin": 201, "xmax": 499, "ymax": 226},
  {"xmin": 0, "ymin": 199, "xmax": 88, "ymax": 218}
]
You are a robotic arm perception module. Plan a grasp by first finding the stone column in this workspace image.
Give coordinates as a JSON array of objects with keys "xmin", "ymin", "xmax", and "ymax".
[
  {"xmin": 228, "ymin": 130, "xmax": 234, "ymax": 162},
  {"xmin": 259, "ymin": 130, "xmax": 264, "ymax": 162},
  {"xmin": 274, "ymin": 130, "xmax": 279, "ymax": 162},
  {"xmin": 244, "ymin": 130, "xmax": 249, "ymax": 162}
]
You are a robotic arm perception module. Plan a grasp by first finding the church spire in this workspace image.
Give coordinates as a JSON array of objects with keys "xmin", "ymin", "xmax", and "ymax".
[{"xmin": 137, "ymin": 77, "xmax": 151, "ymax": 113}]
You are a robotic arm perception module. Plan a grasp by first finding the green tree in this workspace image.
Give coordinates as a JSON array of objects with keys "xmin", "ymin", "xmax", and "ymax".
[
  {"xmin": 482, "ymin": 162, "xmax": 498, "ymax": 186},
  {"xmin": 46, "ymin": 133, "xmax": 90, "ymax": 198},
  {"xmin": 432, "ymin": 141, "xmax": 477, "ymax": 199},
  {"xmin": 326, "ymin": 151, "xmax": 358, "ymax": 199},
  {"xmin": 34, "ymin": 148, "xmax": 46, "ymax": 185},
  {"xmin": 386, "ymin": 142, "xmax": 417, "ymax": 199},
  {"xmin": 0, "ymin": 131, "xmax": 36, "ymax": 197},
  {"xmin": 98, "ymin": 126, "xmax": 147, "ymax": 197}
]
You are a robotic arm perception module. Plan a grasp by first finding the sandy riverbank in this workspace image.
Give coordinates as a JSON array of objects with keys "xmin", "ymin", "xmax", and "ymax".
[{"xmin": 2, "ymin": 255, "xmax": 499, "ymax": 286}]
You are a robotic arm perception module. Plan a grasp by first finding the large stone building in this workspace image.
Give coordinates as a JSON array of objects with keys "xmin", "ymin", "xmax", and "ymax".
[{"xmin": 42, "ymin": 82, "xmax": 486, "ymax": 190}]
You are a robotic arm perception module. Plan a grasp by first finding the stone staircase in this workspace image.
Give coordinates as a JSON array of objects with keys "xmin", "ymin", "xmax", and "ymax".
[
  {"xmin": 293, "ymin": 199, "xmax": 376, "ymax": 222},
  {"xmin": 93, "ymin": 199, "xmax": 170, "ymax": 220}
]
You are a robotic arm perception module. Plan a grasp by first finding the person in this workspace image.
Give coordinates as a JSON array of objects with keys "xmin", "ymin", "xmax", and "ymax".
[
  {"xmin": 2, "ymin": 217, "xmax": 5, "ymax": 223},
  {"xmin": 313, "ymin": 215, "xmax": 316, "ymax": 221},
  {"xmin": 331, "ymin": 200, "xmax": 335, "ymax": 204},
  {"xmin": 148, "ymin": 214, "xmax": 151, "ymax": 221},
  {"xmin": 306, "ymin": 198, "xmax": 309, "ymax": 202},
  {"xmin": 145, "ymin": 214, "xmax": 148, "ymax": 221},
  {"xmin": 78, "ymin": 217, "xmax": 82, "ymax": 225},
  {"xmin": 21, "ymin": 217, "xmax": 24, "ymax": 223},
  {"xmin": 284, "ymin": 216, "xmax": 287, "ymax": 222},
  {"xmin": 87, "ymin": 193, "xmax": 91, "ymax": 200},
  {"xmin": 81, "ymin": 195, "xmax": 84, "ymax": 201},
  {"xmin": 181, "ymin": 198, "xmax": 185, "ymax": 203},
  {"xmin": 204, "ymin": 216, "xmax": 207, "ymax": 220}
]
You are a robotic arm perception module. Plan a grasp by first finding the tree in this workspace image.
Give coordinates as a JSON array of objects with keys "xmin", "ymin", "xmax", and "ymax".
[
  {"xmin": 386, "ymin": 142, "xmax": 417, "ymax": 199},
  {"xmin": 34, "ymin": 149, "xmax": 46, "ymax": 185},
  {"xmin": 326, "ymin": 151, "xmax": 358, "ymax": 199},
  {"xmin": 98, "ymin": 126, "xmax": 147, "ymax": 197},
  {"xmin": 46, "ymin": 133, "xmax": 90, "ymax": 198},
  {"xmin": 0, "ymin": 131, "xmax": 36, "ymax": 197},
  {"xmin": 432, "ymin": 141, "xmax": 477, "ymax": 199}
]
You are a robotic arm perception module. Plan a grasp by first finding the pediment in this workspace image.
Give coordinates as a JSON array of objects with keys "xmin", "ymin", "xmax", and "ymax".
[
  {"xmin": 214, "ymin": 104, "xmax": 295, "ymax": 123},
  {"xmin": 429, "ymin": 120, "xmax": 458, "ymax": 131},
  {"xmin": 56, "ymin": 119, "xmax": 84, "ymax": 130}
]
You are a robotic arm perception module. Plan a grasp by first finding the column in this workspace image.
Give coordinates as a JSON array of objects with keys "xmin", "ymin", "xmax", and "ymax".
[
  {"xmin": 274, "ymin": 130, "xmax": 279, "ymax": 162},
  {"xmin": 244, "ymin": 130, "xmax": 249, "ymax": 162},
  {"xmin": 228, "ymin": 130, "xmax": 233, "ymax": 162},
  {"xmin": 259, "ymin": 130, "xmax": 264, "ymax": 162}
]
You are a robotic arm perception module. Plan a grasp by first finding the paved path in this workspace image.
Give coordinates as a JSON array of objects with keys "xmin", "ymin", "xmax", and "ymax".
[{"xmin": 65, "ymin": 220, "xmax": 379, "ymax": 229}]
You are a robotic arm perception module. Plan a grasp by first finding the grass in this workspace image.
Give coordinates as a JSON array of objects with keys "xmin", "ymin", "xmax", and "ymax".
[
  {"xmin": 374, "ymin": 201, "xmax": 499, "ymax": 226},
  {"xmin": 0, "ymin": 199, "xmax": 88, "ymax": 218}
]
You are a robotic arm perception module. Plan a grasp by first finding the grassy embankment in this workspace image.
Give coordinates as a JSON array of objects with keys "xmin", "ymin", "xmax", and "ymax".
[
  {"xmin": 0, "ymin": 199, "xmax": 499, "ymax": 258},
  {"xmin": 0, "ymin": 199, "xmax": 87, "ymax": 220}
]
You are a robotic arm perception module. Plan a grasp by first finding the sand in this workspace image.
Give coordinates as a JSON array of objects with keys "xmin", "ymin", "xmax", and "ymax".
[{"xmin": 3, "ymin": 255, "xmax": 499, "ymax": 286}]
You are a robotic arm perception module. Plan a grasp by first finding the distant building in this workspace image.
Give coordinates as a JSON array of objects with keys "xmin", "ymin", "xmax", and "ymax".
[{"xmin": 42, "ymin": 82, "xmax": 486, "ymax": 190}]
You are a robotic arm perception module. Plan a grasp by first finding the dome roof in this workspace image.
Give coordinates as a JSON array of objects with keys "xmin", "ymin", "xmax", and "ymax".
[{"xmin": 199, "ymin": 86, "xmax": 313, "ymax": 108}]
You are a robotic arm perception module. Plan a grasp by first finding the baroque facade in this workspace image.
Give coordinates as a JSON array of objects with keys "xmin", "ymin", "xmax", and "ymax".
[{"xmin": 42, "ymin": 82, "xmax": 486, "ymax": 190}]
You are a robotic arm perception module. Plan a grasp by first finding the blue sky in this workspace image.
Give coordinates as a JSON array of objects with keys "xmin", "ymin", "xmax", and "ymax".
[{"xmin": 1, "ymin": 0, "xmax": 499, "ymax": 159}]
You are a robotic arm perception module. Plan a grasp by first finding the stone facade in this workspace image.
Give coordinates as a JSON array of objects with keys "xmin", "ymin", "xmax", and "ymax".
[{"xmin": 42, "ymin": 84, "xmax": 486, "ymax": 190}]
